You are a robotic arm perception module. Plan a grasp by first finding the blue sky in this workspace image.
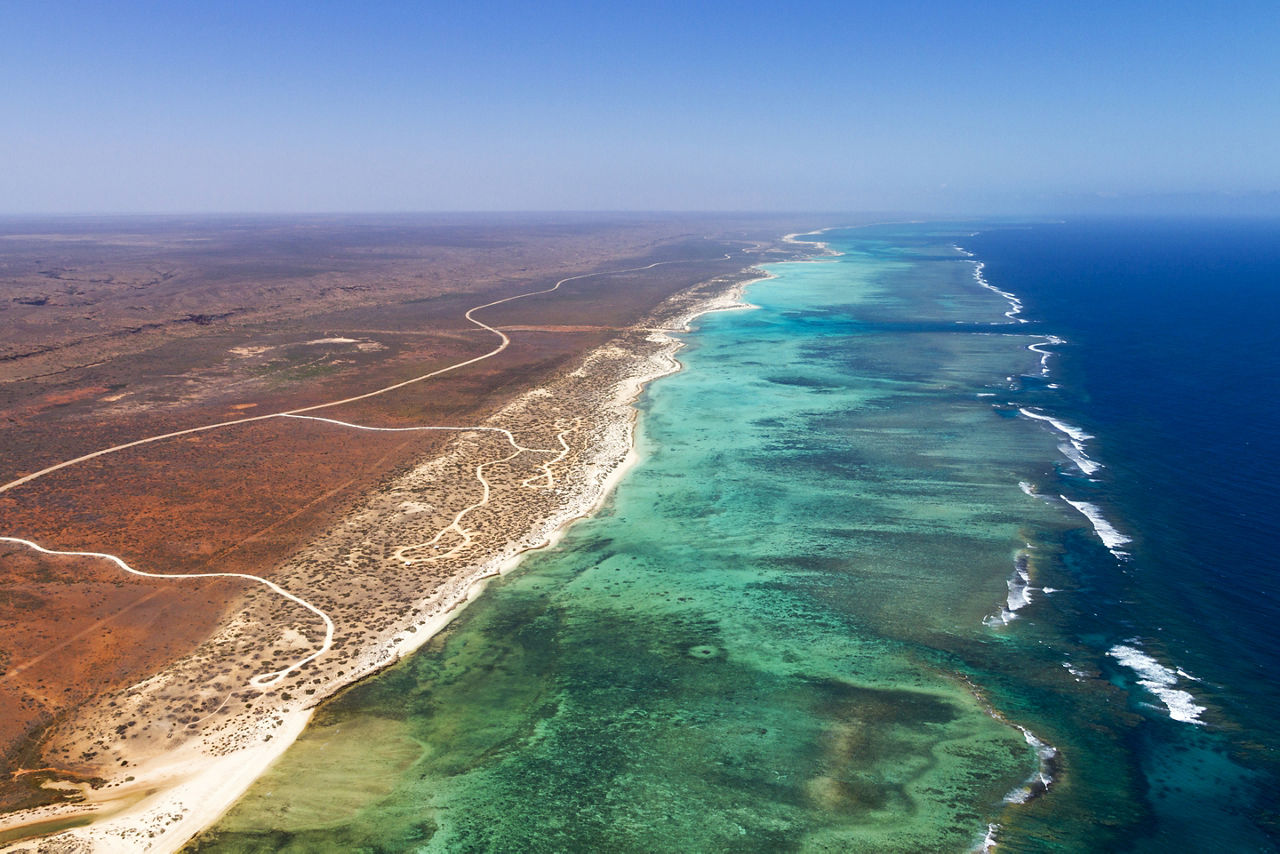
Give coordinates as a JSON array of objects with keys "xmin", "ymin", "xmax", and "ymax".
[{"xmin": 3, "ymin": 0, "xmax": 1278, "ymax": 213}]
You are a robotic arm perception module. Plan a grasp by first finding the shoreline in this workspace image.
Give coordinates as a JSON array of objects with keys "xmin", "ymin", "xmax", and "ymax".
[
  {"xmin": 0, "ymin": 262, "xmax": 774, "ymax": 853},
  {"xmin": 181, "ymin": 222, "xmax": 1074, "ymax": 851}
]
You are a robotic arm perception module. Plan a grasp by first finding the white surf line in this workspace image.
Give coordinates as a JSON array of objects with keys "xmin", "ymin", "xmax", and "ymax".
[
  {"xmin": 1026, "ymin": 335, "xmax": 1065, "ymax": 375},
  {"xmin": 968, "ymin": 259, "xmax": 1029, "ymax": 324},
  {"xmin": 1060, "ymin": 496, "xmax": 1132, "ymax": 558},
  {"xmin": 1018, "ymin": 407, "xmax": 1101, "ymax": 476},
  {"xmin": 0, "ymin": 536, "xmax": 332, "ymax": 690}
]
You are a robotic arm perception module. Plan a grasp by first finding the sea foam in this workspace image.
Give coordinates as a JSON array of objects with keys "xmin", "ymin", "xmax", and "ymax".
[
  {"xmin": 1017, "ymin": 407, "xmax": 1091, "ymax": 444},
  {"xmin": 1061, "ymin": 497, "xmax": 1132, "ymax": 557},
  {"xmin": 1057, "ymin": 441, "xmax": 1102, "ymax": 476},
  {"xmin": 1003, "ymin": 725, "xmax": 1059, "ymax": 803},
  {"xmin": 960, "ymin": 254, "xmax": 1030, "ymax": 324},
  {"xmin": 985, "ymin": 552, "xmax": 1039, "ymax": 626},
  {"xmin": 1108, "ymin": 643, "xmax": 1207, "ymax": 725},
  {"xmin": 1019, "ymin": 408, "xmax": 1102, "ymax": 476},
  {"xmin": 1026, "ymin": 335, "xmax": 1065, "ymax": 375}
]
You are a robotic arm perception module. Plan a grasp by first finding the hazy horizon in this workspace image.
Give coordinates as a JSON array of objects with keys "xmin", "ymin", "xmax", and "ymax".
[{"xmin": 4, "ymin": 1, "xmax": 1278, "ymax": 216}]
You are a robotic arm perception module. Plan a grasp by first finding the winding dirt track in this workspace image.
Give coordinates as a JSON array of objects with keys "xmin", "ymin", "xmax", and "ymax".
[
  {"xmin": 0, "ymin": 254, "xmax": 724, "ymax": 690},
  {"xmin": 280, "ymin": 413, "xmax": 577, "ymax": 566},
  {"xmin": 0, "ymin": 258, "xmax": 695, "ymax": 496},
  {"xmin": 0, "ymin": 535, "xmax": 333, "ymax": 690}
]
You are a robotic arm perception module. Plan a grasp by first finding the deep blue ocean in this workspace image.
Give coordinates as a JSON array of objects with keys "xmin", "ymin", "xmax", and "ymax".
[{"xmin": 968, "ymin": 218, "xmax": 1280, "ymax": 850}]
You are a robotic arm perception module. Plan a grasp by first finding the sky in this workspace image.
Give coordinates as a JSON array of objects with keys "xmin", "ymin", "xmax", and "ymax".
[{"xmin": 3, "ymin": 0, "xmax": 1279, "ymax": 214}]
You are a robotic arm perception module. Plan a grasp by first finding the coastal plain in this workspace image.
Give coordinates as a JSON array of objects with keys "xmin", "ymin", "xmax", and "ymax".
[{"xmin": 0, "ymin": 214, "xmax": 817, "ymax": 850}]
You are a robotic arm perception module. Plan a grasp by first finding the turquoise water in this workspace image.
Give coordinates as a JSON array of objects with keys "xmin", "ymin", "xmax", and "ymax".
[{"xmin": 190, "ymin": 225, "xmax": 1179, "ymax": 852}]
